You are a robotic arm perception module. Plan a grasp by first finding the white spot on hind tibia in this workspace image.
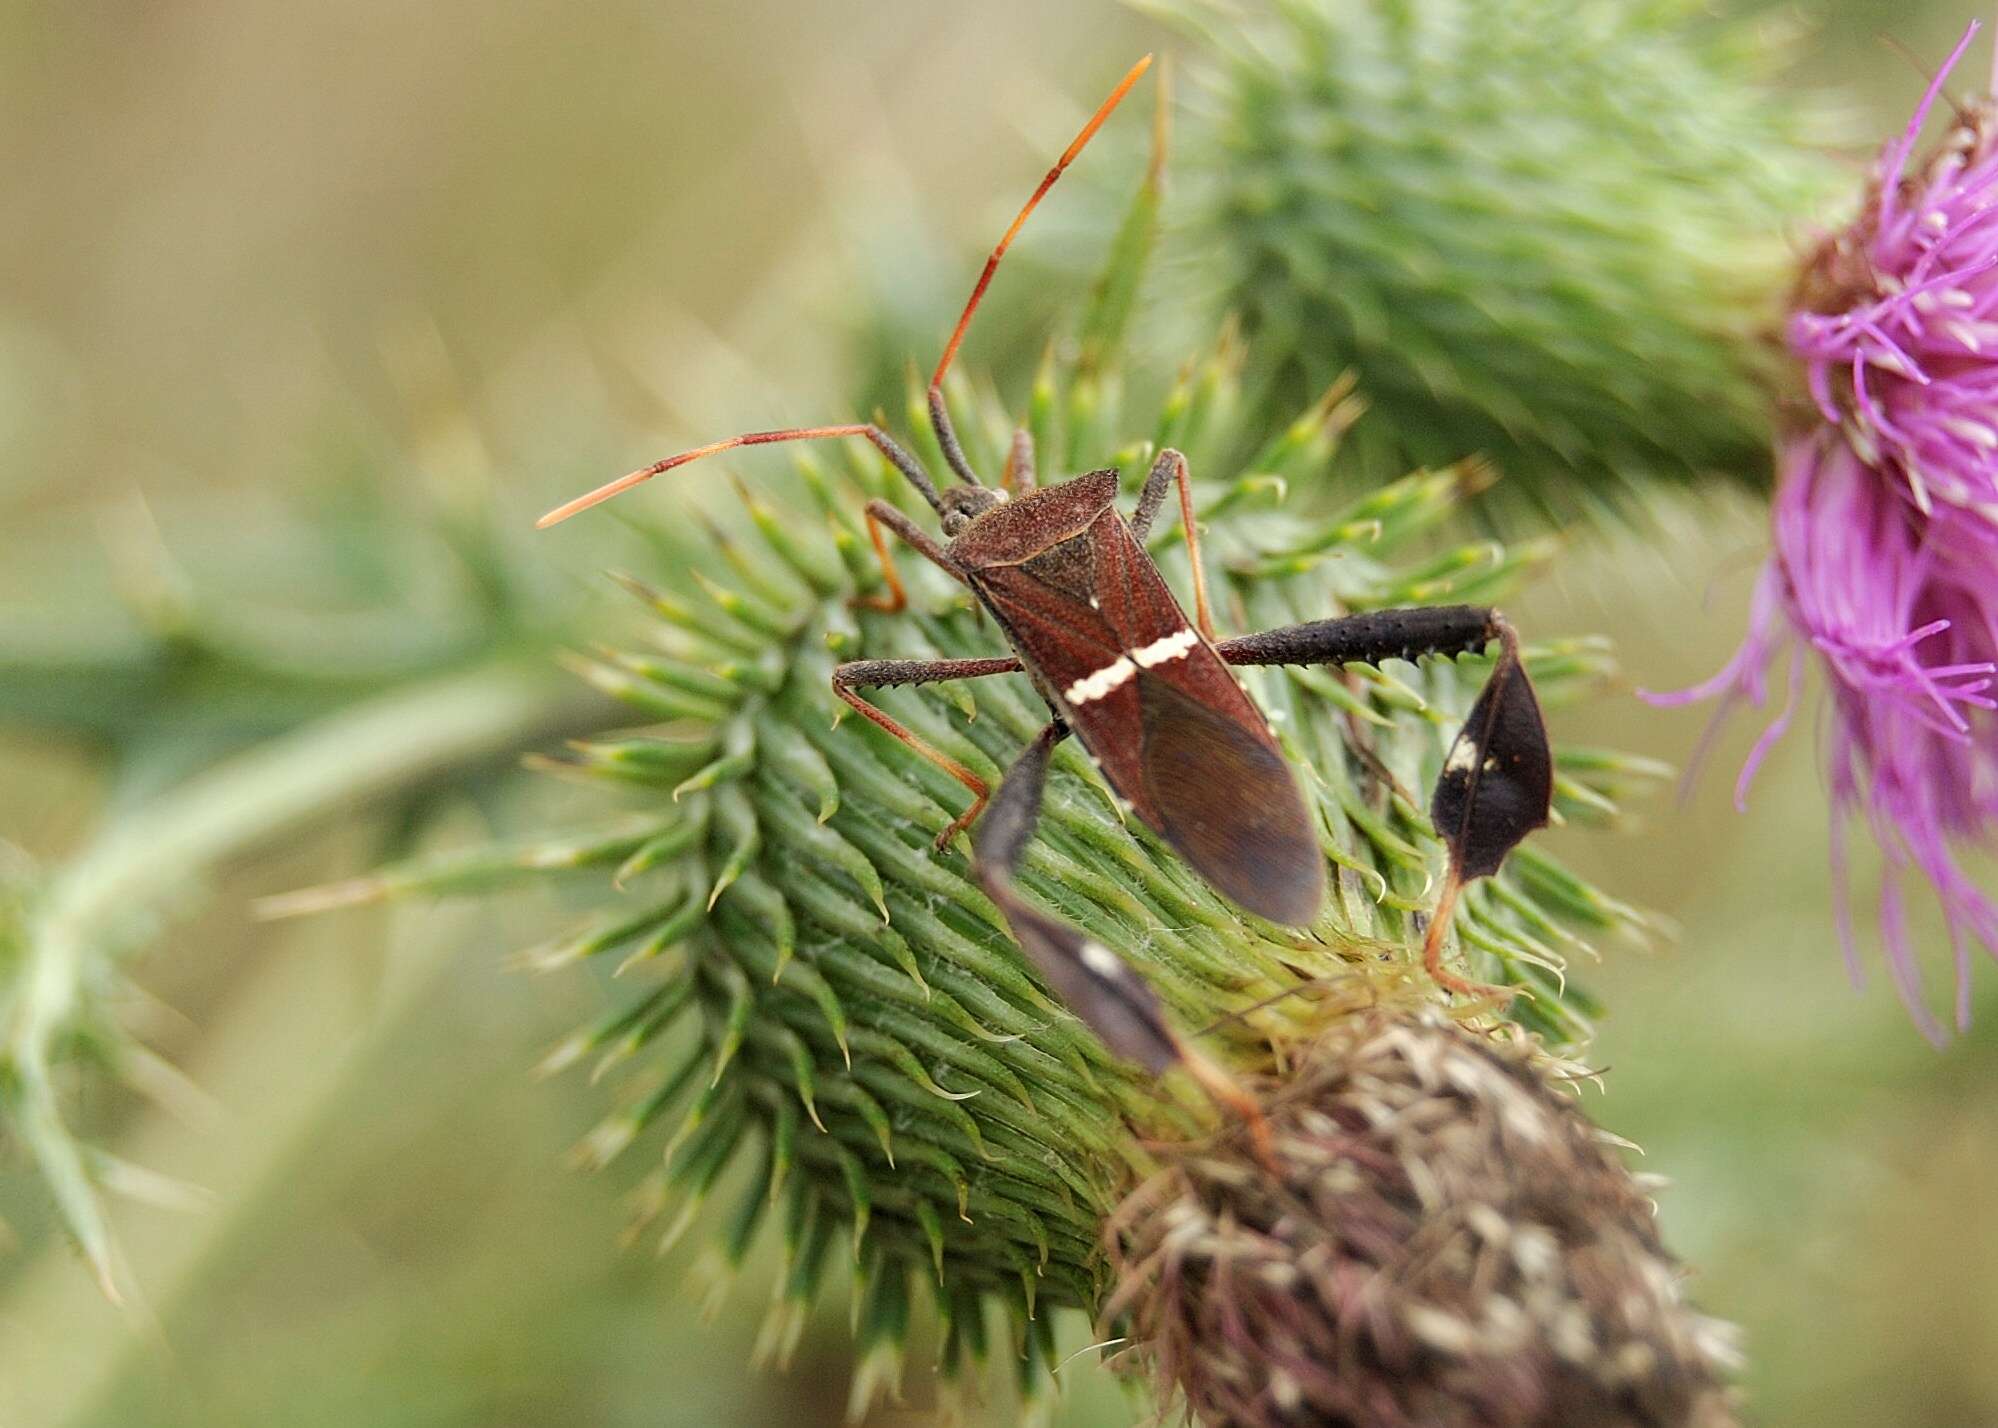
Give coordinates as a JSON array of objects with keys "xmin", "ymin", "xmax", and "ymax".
[{"xmin": 1079, "ymin": 942, "xmax": 1124, "ymax": 979}]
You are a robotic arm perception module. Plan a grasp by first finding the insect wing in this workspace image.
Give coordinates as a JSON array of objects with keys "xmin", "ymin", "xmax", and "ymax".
[
  {"xmin": 974, "ymin": 511, "xmax": 1325, "ymax": 926},
  {"xmin": 1133, "ymin": 676, "xmax": 1323, "ymax": 925}
]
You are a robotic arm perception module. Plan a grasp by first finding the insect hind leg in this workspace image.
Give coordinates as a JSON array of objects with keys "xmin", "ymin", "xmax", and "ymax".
[
  {"xmin": 969, "ymin": 719, "xmax": 1068, "ymax": 880},
  {"xmin": 1214, "ymin": 605, "xmax": 1503, "ymax": 670},
  {"xmin": 1219, "ymin": 606, "xmax": 1552, "ymax": 1002},
  {"xmin": 973, "ymin": 722, "xmax": 1182, "ymax": 1074}
]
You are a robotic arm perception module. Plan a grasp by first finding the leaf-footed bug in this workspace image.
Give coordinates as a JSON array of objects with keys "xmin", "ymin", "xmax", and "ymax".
[{"xmin": 539, "ymin": 56, "xmax": 1553, "ymax": 1144}]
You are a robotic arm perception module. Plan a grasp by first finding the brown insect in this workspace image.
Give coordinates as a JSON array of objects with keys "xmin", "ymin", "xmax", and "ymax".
[{"xmin": 540, "ymin": 56, "xmax": 1552, "ymax": 1133}]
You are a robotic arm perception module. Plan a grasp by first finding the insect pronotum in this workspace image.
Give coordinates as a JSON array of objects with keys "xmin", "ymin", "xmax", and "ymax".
[{"xmin": 540, "ymin": 55, "xmax": 1553, "ymax": 1140}]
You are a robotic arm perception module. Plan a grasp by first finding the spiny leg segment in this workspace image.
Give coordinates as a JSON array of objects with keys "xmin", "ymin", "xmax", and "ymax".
[
  {"xmin": 832, "ymin": 656, "xmax": 1024, "ymax": 849},
  {"xmin": 1213, "ymin": 606, "xmax": 1506, "ymax": 671},
  {"xmin": 1217, "ymin": 606, "xmax": 1552, "ymax": 1000}
]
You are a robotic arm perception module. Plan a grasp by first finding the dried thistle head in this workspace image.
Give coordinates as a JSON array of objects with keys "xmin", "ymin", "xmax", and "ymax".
[{"xmin": 1109, "ymin": 1013, "xmax": 1739, "ymax": 1428}]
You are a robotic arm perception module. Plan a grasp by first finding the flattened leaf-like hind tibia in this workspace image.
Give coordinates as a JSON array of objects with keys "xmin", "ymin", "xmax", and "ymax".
[{"xmin": 1430, "ymin": 628, "xmax": 1553, "ymax": 884}]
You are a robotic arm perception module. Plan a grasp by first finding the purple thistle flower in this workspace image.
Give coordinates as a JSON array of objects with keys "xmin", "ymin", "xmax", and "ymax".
[
  {"xmin": 1651, "ymin": 23, "xmax": 1998, "ymax": 1040},
  {"xmin": 1790, "ymin": 24, "xmax": 1998, "ymax": 529}
]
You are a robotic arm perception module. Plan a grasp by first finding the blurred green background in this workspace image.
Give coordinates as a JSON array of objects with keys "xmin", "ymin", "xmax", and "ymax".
[{"xmin": 4, "ymin": 2, "xmax": 1997, "ymax": 1424}]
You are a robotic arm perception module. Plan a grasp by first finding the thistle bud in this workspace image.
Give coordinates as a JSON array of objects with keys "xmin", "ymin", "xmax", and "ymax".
[
  {"xmin": 1155, "ymin": 0, "xmax": 1840, "ymax": 524},
  {"xmin": 304, "ymin": 340, "xmax": 1656, "ymax": 1410},
  {"xmin": 69, "ymin": 89, "xmax": 1658, "ymax": 1411}
]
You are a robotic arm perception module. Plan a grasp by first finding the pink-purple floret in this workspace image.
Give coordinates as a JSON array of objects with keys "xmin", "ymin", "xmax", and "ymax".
[{"xmin": 1653, "ymin": 23, "xmax": 1998, "ymax": 1039}]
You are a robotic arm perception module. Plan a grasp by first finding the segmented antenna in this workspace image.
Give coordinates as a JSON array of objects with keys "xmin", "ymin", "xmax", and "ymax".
[
  {"xmin": 929, "ymin": 53, "xmax": 1153, "ymax": 395},
  {"xmin": 541, "ymin": 424, "xmax": 877, "ymax": 529}
]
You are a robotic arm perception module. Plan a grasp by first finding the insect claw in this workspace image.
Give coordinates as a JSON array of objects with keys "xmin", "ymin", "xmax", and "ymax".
[
  {"xmin": 930, "ymin": 792, "xmax": 988, "ymax": 852},
  {"xmin": 1419, "ymin": 876, "xmax": 1518, "ymax": 1005},
  {"xmin": 1431, "ymin": 969, "xmax": 1520, "ymax": 1007},
  {"xmin": 1178, "ymin": 1045, "xmax": 1279, "ymax": 1175}
]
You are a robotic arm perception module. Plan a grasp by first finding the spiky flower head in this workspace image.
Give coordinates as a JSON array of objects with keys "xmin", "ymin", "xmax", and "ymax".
[
  {"xmin": 1152, "ymin": 0, "xmax": 1842, "ymax": 524},
  {"xmin": 1651, "ymin": 25, "xmax": 1998, "ymax": 1040},
  {"xmin": 314, "ymin": 333, "xmax": 1660, "ymax": 1411},
  {"xmin": 1108, "ymin": 1012, "xmax": 1739, "ymax": 1428},
  {"xmin": 0, "ymin": 49, "xmax": 1671, "ymax": 1356}
]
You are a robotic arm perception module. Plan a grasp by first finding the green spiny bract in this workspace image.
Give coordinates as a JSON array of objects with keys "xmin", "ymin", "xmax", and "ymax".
[
  {"xmin": 336, "ymin": 335, "xmax": 1663, "ymax": 1407},
  {"xmin": 1152, "ymin": 0, "xmax": 1844, "ymax": 526}
]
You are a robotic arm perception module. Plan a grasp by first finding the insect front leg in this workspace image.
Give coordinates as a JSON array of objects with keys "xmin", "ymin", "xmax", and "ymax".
[
  {"xmin": 972, "ymin": 723, "xmax": 1275, "ymax": 1163},
  {"xmin": 832, "ymin": 656, "xmax": 1023, "ymax": 849},
  {"xmin": 1129, "ymin": 448, "xmax": 1215, "ymax": 640},
  {"xmin": 855, "ymin": 500, "xmax": 963, "ymax": 614},
  {"xmin": 1001, "ymin": 427, "xmax": 1037, "ymax": 495},
  {"xmin": 1218, "ymin": 606, "xmax": 1553, "ymax": 1001}
]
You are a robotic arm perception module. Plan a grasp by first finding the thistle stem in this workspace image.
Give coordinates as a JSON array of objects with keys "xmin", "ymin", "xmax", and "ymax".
[{"xmin": 2, "ymin": 659, "xmax": 604, "ymax": 1296}]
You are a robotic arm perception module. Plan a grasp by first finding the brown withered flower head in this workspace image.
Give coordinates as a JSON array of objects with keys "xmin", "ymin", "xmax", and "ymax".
[{"xmin": 1107, "ymin": 1014, "xmax": 1739, "ymax": 1428}]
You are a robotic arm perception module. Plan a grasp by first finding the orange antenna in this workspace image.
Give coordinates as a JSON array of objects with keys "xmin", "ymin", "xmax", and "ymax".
[
  {"xmin": 537, "ymin": 54, "xmax": 1153, "ymax": 529},
  {"xmin": 537, "ymin": 422, "xmax": 941, "ymax": 528},
  {"xmin": 929, "ymin": 53, "xmax": 1153, "ymax": 395}
]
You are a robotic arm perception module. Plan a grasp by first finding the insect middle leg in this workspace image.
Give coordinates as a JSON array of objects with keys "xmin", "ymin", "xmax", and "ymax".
[
  {"xmin": 1129, "ymin": 448, "xmax": 1216, "ymax": 641},
  {"xmin": 832, "ymin": 655, "xmax": 1023, "ymax": 849},
  {"xmin": 972, "ymin": 722, "xmax": 1277, "ymax": 1165}
]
